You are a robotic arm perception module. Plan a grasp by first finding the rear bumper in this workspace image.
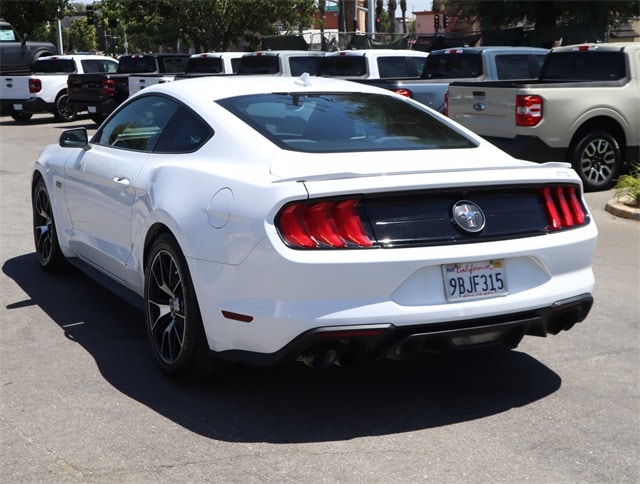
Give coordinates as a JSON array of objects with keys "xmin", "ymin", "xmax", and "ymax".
[
  {"xmin": 217, "ymin": 293, "xmax": 594, "ymax": 367},
  {"xmin": 1, "ymin": 97, "xmax": 52, "ymax": 113},
  {"xmin": 69, "ymin": 98, "xmax": 120, "ymax": 116},
  {"xmin": 484, "ymin": 135, "xmax": 638, "ymax": 171},
  {"xmin": 483, "ymin": 135, "xmax": 566, "ymax": 163}
]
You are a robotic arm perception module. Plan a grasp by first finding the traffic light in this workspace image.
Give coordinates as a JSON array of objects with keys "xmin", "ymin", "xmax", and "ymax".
[
  {"xmin": 443, "ymin": 15, "xmax": 449, "ymax": 29},
  {"xmin": 376, "ymin": 17, "xmax": 381, "ymax": 32},
  {"xmin": 86, "ymin": 5, "xmax": 94, "ymax": 25},
  {"xmin": 434, "ymin": 14, "xmax": 440, "ymax": 30}
]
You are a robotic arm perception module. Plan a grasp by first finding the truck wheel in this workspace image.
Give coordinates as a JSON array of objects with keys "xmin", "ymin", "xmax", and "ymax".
[
  {"xmin": 570, "ymin": 130, "xmax": 621, "ymax": 191},
  {"xmin": 10, "ymin": 111, "xmax": 33, "ymax": 123},
  {"xmin": 53, "ymin": 92, "xmax": 78, "ymax": 121}
]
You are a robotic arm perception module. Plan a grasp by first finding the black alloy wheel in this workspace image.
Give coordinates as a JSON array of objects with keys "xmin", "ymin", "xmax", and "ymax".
[
  {"xmin": 571, "ymin": 130, "xmax": 622, "ymax": 191},
  {"xmin": 144, "ymin": 234, "xmax": 231, "ymax": 380},
  {"xmin": 54, "ymin": 92, "xmax": 78, "ymax": 121},
  {"xmin": 32, "ymin": 178, "xmax": 65, "ymax": 270}
]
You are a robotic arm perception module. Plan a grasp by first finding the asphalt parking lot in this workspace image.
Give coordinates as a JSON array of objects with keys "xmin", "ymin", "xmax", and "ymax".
[{"xmin": 1, "ymin": 113, "xmax": 638, "ymax": 483}]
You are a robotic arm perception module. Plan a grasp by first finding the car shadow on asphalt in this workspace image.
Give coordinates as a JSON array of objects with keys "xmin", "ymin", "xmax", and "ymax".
[{"xmin": 4, "ymin": 253, "xmax": 562, "ymax": 444}]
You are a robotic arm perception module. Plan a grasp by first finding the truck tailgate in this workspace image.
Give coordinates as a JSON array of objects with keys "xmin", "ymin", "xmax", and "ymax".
[
  {"xmin": 448, "ymin": 83, "xmax": 518, "ymax": 139},
  {"xmin": 0, "ymin": 75, "xmax": 30, "ymax": 101}
]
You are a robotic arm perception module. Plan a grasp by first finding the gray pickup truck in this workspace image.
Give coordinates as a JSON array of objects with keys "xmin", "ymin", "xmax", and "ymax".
[
  {"xmin": 0, "ymin": 18, "xmax": 56, "ymax": 75},
  {"xmin": 353, "ymin": 46, "xmax": 548, "ymax": 112},
  {"xmin": 447, "ymin": 43, "xmax": 640, "ymax": 191}
]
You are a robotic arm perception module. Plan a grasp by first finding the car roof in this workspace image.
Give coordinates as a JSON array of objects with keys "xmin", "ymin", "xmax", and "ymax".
[
  {"xmin": 430, "ymin": 46, "xmax": 549, "ymax": 54},
  {"xmin": 324, "ymin": 49, "xmax": 429, "ymax": 57},
  {"xmin": 139, "ymin": 73, "xmax": 395, "ymax": 102}
]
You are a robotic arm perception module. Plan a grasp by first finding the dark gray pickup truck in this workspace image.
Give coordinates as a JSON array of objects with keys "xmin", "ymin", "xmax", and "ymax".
[{"xmin": 0, "ymin": 18, "xmax": 56, "ymax": 74}]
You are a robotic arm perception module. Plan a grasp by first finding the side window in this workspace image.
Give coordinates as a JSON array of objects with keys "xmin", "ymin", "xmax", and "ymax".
[
  {"xmin": 153, "ymin": 106, "xmax": 213, "ymax": 153},
  {"xmin": 95, "ymin": 95, "xmax": 179, "ymax": 151}
]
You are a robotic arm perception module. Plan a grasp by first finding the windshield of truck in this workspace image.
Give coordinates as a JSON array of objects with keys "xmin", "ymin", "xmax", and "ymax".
[
  {"xmin": 0, "ymin": 25, "xmax": 18, "ymax": 41},
  {"xmin": 541, "ymin": 52, "xmax": 627, "ymax": 81},
  {"xmin": 81, "ymin": 58, "xmax": 118, "ymax": 73},
  {"xmin": 422, "ymin": 53, "xmax": 483, "ymax": 79}
]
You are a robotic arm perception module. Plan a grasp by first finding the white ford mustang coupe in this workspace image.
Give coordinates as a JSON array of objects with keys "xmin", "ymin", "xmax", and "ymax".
[{"xmin": 32, "ymin": 74, "xmax": 597, "ymax": 380}]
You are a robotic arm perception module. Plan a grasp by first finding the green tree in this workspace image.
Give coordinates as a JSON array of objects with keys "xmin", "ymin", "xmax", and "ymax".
[
  {"xmin": 99, "ymin": 0, "xmax": 316, "ymax": 53},
  {"xmin": 0, "ymin": 0, "xmax": 72, "ymax": 37},
  {"xmin": 68, "ymin": 18, "xmax": 97, "ymax": 53},
  {"xmin": 445, "ymin": 0, "xmax": 640, "ymax": 30}
]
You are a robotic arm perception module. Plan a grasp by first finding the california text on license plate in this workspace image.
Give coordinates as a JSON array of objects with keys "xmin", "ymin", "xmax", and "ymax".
[{"xmin": 442, "ymin": 259, "xmax": 507, "ymax": 301}]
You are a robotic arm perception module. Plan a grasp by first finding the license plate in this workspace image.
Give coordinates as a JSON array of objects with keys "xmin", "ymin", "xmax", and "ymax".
[
  {"xmin": 442, "ymin": 259, "xmax": 507, "ymax": 301},
  {"xmin": 88, "ymin": 106, "xmax": 96, "ymax": 113},
  {"xmin": 13, "ymin": 104, "xmax": 22, "ymax": 111}
]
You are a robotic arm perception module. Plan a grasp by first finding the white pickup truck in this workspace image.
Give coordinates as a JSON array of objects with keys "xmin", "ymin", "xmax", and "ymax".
[
  {"xmin": 0, "ymin": 54, "xmax": 118, "ymax": 122},
  {"xmin": 236, "ymin": 50, "xmax": 326, "ymax": 76},
  {"xmin": 319, "ymin": 49, "xmax": 429, "ymax": 79},
  {"xmin": 447, "ymin": 43, "xmax": 640, "ymax": 191}
]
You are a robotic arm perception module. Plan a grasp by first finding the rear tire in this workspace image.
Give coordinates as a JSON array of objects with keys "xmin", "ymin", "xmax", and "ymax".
[
  {"xmin": 570, "ymin": 130, "xmax": 622, "ymax": 191},
  {"xmin": 53, "ymin": 92, "xmax": 78, "ymax": 121},
  {"xmin": 144, "ymin": 233, "xmax": 233, "ymax": 381}
]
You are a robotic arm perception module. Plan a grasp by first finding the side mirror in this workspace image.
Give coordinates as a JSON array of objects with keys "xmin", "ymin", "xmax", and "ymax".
[{"xmin": 59, "ymin": 128, "xmax": 90, "ymax": 149}]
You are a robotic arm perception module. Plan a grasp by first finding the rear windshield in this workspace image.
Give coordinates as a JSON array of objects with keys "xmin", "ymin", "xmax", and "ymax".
[
  {"xmin": 217, "ymin": 92, "xmax": 477, "ymax": 153},
  {"xmin": 541, "ymin": 52, "xmax": 627, "ymax": 81},
  {"xmin": 118, "ymin": 56, "xmax": 186, "ymax": 74},
  {"xmin": 321, "ymin": 56, "xmax": 367, "ymax": 76},
  {"xmin": 422, "ymin": 53, "xmax": 483, "ymax": 79},
  {"xmin": 237, "ymin": 56, "xmax": 280, "ymax": 74},
  {"xmin": 186, "ymin": 57, "xmax": 224, "ymax": 73},
  {"xmin": 237, "ymin": 55, "xmax": 322, "ymax": 75},
  {"xmin": 31, "ymin": 59, "xmax": 76, "ymax": 73}
]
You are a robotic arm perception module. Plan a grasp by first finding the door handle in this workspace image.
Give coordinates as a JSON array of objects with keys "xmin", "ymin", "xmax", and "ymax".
[{"xmin": 113, "ymin": 176, "xmax": 130, "ymax": 185}]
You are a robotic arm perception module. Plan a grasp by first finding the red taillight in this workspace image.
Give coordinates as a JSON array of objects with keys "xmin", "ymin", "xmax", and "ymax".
[
  {"xmin": 516, "ymin": 94, "xmax": 543, "ymax": 126},
  {"xmin": 393, "ymin": 88, "xmax": 412, "ymax": 98},
  {"xmin": 102, "ymin": 78, "xmax": 116, "ymax": 96},
  {"xmin": 277, "ymin": 199, "xmax": 373, "ymax": 249},
  {"xmin": 29, "ymin": 78, "xmax": 41, "ymax": 94},
  {"xmin": 540, "ymin": 186, "xmax": 587, "ymax": 231}
]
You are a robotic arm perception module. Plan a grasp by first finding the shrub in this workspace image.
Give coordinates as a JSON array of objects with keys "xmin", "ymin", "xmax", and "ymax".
[{"xmin": 614, "ymin": 162, "xmax": 640, "ymax": 207}]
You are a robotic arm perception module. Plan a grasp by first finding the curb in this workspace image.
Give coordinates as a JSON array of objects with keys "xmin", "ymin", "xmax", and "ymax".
[{"xmin": 605, "ymin": 198, "xmax": 640, "ymax": 221}]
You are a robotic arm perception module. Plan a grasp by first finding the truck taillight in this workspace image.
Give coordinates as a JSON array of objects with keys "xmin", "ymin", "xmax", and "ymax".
[
  {"xmin": 276, "ymin": 199, "xmax": 373, "ymax": 249},
  {"xmin": 29, "ymin": 78, "xmax": 42, "ymax": 94},
  {"xmin": 540, "ymin": 186, "xmax": 587, "ymax": 231},
  {"xmin": 101, "ymin": 78, "xmax": 116, "ymax": 96},
  {"xmin": 393, "ymin": 88, "xmax": 413, "ymax": 98},
  {"xmin": 516, "ymin": 95, "xmax": 543, "ymax": 126}
]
